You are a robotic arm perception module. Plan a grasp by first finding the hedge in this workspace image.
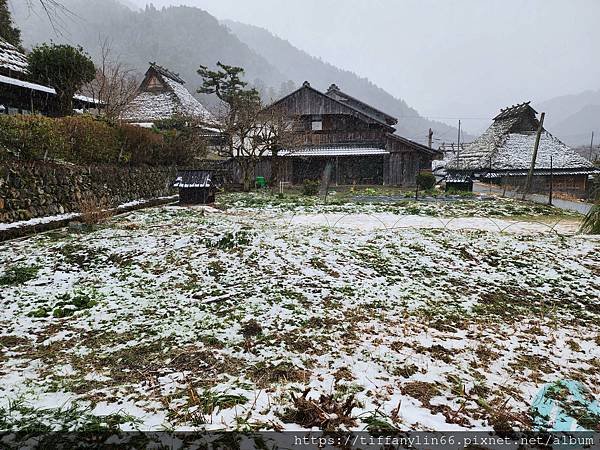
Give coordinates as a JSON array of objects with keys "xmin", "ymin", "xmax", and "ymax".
[{"xmin": 0, "ymin": 115, "xmax": 201, "ymax": 166}]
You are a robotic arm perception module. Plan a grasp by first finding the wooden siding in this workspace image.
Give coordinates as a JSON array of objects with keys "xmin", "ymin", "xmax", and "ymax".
[{"xmin": 275, "ymin": 86, "xmax": 391, "ymax": 128}]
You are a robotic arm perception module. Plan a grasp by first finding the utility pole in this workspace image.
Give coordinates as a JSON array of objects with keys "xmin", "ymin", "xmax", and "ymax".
[
  {"xmin": 523, "ymin": 112, "xmax": 546, "ymax": 200},
  {"xmin": 456, "ymin": 120, "xmax": 461, "ymax": 169},
  {"xmin": 548, "ymin": 155, "xmax": 553, "ymax": 205},
  {"xmin": 428, "ymin": 128, "xmax": 433, "ymax": 149},
  {"xmin": 590, "ymin": 131, "xmax": 595, "ymax": 161}
]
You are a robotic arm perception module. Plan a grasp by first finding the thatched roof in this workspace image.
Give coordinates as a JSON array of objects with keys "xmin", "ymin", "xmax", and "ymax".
[
  {"xmin": 446, "ymin": 102, "xmax": 597, "ymax": 174},
  {"xmin": 121, "ymin": 63, "xmax": 212, "ymax": 123}
]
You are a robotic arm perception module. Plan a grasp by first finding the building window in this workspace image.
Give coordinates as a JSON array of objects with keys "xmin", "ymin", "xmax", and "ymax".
[{"xmin": 311, "ymin": 115, "xmax": 323, "ymax": 131}]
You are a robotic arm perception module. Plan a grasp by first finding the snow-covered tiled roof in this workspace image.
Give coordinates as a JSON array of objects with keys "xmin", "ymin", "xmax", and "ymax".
[
  {"xmin": 278, "ymin": 146, "xmax": 389, "ymax": 157},
  {"xmin": 0, "ymin": 74, "xmax": 101, "ymax": 106},
  {"xmin": 173, "ymin": 170, "xmax": 213, "ymax": 188},
  {"xmin": 121, "ymin": 64, "xmax": 212, "ymax": 123},
  {"xmin": 446, "ymin": 104, "xmax": 597, "ymax": 173},
  {"xmin": 0, "ymin": 39, "xmax": 28, "ymax": 75}
]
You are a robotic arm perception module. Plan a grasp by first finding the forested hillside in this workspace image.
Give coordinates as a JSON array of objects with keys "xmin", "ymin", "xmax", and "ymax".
[
  {"xmin": 223, "ymin": 20, "xmax": 460, "ymax": 143},
  {"xmin": 12, "ymin": 0, "xmax": 459, "ymax": 143}
]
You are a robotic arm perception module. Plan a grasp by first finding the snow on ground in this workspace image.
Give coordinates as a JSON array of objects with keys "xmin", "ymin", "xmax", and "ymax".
[{"xmin": 0, "ymin": 193, "xmax": 598, "ymax": 432}]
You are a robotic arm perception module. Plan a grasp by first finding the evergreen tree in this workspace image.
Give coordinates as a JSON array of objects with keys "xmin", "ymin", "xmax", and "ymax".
[
  {"xmin": 0, "ymin": 0, "xmax": 22, "ymax": 48},
  {"xmin": 28, "ymin": 43, "xmax": 96, "ymax": 116}
]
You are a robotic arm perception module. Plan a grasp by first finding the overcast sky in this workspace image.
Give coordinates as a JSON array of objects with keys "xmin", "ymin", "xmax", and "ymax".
[{"xmin": 127, "ymin": 0, "xmax": 599, "ymax": 132}]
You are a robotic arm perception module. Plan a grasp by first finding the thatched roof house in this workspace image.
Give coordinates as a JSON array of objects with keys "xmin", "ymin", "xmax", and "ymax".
[
  {"xmin": 121, "ymin": 63, "xmax": 212, "ymax": 125},
  {"xmin": 446, "ymin": 102, "xmax": 598, "ymax": 195}
]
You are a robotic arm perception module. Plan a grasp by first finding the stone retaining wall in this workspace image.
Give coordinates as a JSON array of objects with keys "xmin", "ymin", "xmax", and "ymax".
[{"xmin": 0, "ymin": 160, "xmax": 177, "ymax": 223}]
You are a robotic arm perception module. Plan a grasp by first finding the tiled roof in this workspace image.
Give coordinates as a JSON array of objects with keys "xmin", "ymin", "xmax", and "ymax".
[
  {"xmin": 173, "ymin": 170, "xmax": 213, "ymax": 188},
  {"xmin": 0, "ymin": 39, "xmax": 28, "ymax": 75},
  {"xmin": 0, "ymin": 74, "xmax": 100, "ymax": 105},
  {"xmin": 278, "ymin": 146, "xmax": 389, "ymax": 157}
]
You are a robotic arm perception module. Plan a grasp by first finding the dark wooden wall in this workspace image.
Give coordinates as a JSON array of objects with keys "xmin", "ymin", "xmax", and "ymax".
[{"xmin": 276, "ymin": 86, "xmax": 390, "ymax": 128}]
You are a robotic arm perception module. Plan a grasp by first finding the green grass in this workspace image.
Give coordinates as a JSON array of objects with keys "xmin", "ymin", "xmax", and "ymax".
[
  {"xmin": 0, "ymin": 265, "xmax": 39, "ymax": 286},
  {"xmin": 0, "ymin": 397, "xmax": 140, "ymax": 432}
]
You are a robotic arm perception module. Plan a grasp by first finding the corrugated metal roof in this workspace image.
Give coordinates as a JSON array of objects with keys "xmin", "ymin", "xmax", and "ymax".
[
  {"xmin": 278, "ymin": 146, "xmax": 389, "ymax": 157},
  {"xmin": 446, "ymin": 174, "xmax": 473, "ymax": 183}
]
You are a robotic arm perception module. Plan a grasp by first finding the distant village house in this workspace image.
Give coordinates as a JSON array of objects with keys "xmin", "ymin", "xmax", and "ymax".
[
  {"xmin": 120, "ymin": 63, "xmax": 213, "ymax": 127},
  {"xmin": 445, "ymin": 102, "xmax": 599, "ymax": 197}
]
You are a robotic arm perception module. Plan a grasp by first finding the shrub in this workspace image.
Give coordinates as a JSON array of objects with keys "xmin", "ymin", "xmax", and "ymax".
[
  {"xmin": 60, "ymin": 116, "xmax": 120, "ymax": 164},
  {"xmin": 118, "ymin": 124, "xmax": 165, "ymax": 165},
  {"xmin": 416, "ymin": 172, "xmax": 436, "ymax": 190},
  {"xmin": 302, "ymin": 179, "xmax": 320, "ymax": 196},
  {"xmin": 580, "ymin": 203, "xmax": 600, "ymax": 234},
  {"xmin": 0, "ymin": 114, "xmax": 197, "ymax": 166},
  {"xmin": 0, "ymin": 115, "xmax": 69, "ymax": 160},
  {"xmin": 77, "ymin": 195, "xmax": 112, "ymax": 225}
]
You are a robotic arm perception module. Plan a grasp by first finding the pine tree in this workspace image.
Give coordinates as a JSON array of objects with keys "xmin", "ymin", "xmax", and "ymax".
[{"xmin": 0, "ymin": 0, "xmax": 22, "ymax": 48}]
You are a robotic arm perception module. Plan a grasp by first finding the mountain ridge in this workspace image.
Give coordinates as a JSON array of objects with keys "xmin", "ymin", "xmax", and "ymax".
[
  {"xmin": 222, "ymin": 19, "xmax": 462, "ymax": 145},
  {"xmin": 12, "ymin": 0, "xmax": 461, "ymax": 144}
]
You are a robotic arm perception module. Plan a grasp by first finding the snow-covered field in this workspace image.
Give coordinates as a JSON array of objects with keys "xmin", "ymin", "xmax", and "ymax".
[{"xmin": 0, "ymin": 193, "xmax": 598, "ymax": 433}]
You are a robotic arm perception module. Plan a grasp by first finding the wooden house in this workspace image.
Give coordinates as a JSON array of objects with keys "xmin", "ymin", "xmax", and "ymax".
[
  {"xmin": 173, "ymin": 170, "xmax": 217, "ymax": 204},
  {"xmin": 121, "ymin": 63, "xmax": 213, "ymax": 126},
  {"xmin": 255, "ymin": 82, "xmax": 440, "ymax": 186},
  {"xmin": 0, "ymin": 38, "xmax": 99, "ymax": 115},
  {"xmin": 445, "ymin": 102, "xmax": 599, "ymax": 196}
]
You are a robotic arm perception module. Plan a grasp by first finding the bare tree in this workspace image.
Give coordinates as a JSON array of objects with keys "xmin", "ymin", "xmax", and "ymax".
[
  {"xmin": 81, "ymin": 38, "xmax": 140, "ymax": 120},
  {"xmin": 24, "ymin": 0, "xmax": 73, "ymax": 35},
  {"xmin": 260, "ymin": 105, "xmax": 303, "ymax": 190},
  {"xmin": 210, "ymin": 100, "xmax": 299, "ymax": 191}
]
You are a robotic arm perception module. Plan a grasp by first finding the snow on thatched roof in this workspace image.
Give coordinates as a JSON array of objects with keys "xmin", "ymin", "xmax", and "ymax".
[
  {"xmin": 0, "ymin": 39, "xmax": 28, "ymax": 76},
  {"xmin": 446, "ymin": 102, "xmax": 597, "ymax": 173},
  {"xmin": 121, "ymin": 63, "xmax": 212, "ymax": 123}
]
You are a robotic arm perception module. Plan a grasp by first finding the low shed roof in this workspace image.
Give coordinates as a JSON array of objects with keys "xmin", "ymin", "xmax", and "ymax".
[{"xmin": 173, "ymin": 170, "xmax": 213, "ymax": 188}]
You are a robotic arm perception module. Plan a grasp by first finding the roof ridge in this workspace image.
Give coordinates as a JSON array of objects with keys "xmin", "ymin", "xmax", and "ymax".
[
  {"xmin": 149, "ymin": 62, "xmax": 185, "ymax": 85},
  {"xmin": 494, "ymin": 101, "xmax": 538, "ymax": 121},
  {"xmin": 326, "ymin": 84, "xmax": 397, "ymax": 124},
  {"xmin": 267, "ymin": 82, "xmax": 395, "ymax": 129}
]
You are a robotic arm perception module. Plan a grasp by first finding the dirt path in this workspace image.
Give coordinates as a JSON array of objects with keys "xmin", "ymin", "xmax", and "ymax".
[
  {"xmin": 282, "ymin": 212, "xmax": 581, "ymax": 234},
  {"xmin": 473, "ymin": 182, "xmax": 594, "ymax": 215}
]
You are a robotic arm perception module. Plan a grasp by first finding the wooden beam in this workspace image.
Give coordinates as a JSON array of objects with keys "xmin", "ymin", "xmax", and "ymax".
[{"xmin": 522, "ymin": 112, "xmax": 545, "ymax": 200}]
